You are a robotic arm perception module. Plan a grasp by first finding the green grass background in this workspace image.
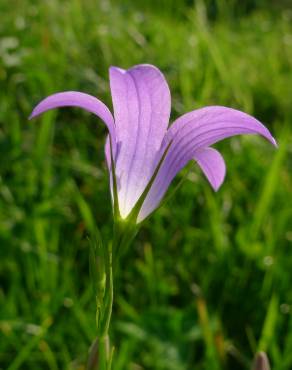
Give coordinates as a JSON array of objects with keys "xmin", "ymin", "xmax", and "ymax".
[{"xmin": 0, "ymin": 0, "xmax": 292, "ymax": 369}]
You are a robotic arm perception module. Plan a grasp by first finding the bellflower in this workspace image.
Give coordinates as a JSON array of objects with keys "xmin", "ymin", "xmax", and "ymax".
[{"xmin": 30, "ymin": 64, "xmax": 277, "ymax": 223}]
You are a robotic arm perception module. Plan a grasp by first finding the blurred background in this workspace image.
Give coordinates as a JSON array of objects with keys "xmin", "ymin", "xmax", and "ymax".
[{"xmin": 0, "ymin": 0, "xmax": 291, "ymax": 369}]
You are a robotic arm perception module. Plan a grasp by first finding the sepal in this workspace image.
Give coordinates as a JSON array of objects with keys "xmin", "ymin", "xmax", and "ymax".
[{"xmin": 88, "ymin": 232, "xmax": 106, "ymax": 325}]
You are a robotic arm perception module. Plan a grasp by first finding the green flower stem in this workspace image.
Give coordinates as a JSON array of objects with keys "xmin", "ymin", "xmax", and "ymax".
[
  {"xmin": 96, "ymin": 240, "xmax": 113, "ymax": 370},
  {"xmin": 88, "ymin": 219, "xmax": 138, "ymax": 370},
  {"xmin": 87, "ymin": 212, "xmax": 140, "ymax": 370},
  {"xmin": 98, "ymin": 335, "xmax": 110, "ymax": 370}
]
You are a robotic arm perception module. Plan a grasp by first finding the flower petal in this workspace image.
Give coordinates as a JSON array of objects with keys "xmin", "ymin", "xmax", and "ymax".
[
  {"xmin": 109, "ymin": 64, "xmax": 171, "ymax": 218},
  {"xmin": 194, "ymin": 147, "xmax": 226, "ymax": 191},
  {"xmin": 138, "ymin": 106, "xmax": 276, "ymax": 221},
  {"xmin": 29, "ymin": 91, "xmax": 116, "ymax": 142},
  {"xmin": 163, "ymin": 106, "xmax": 277, "ymax": 149}
]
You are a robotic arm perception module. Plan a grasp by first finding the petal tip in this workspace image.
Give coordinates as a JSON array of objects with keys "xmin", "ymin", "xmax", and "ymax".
[
  {"xmin": 212, "ymin": 173, "xmax": 225, "ymax": 192},
  {"xmin": 109, "ymin": 66, "xmax": 126, "ymax": 75},
  {"xmin": 28, "ymin": 110, "xmax": 37, "ymax": 120},
  {"xmin": 213, "ymin": 182, "xmax": 222, "ymax": 192},
  {"xmin": 128, "ymin": 63, "xmax": 165, "ymax": 76},
  {"xmin": 271, "ymin": 137, "xmax": 278, "ymax": 148}
]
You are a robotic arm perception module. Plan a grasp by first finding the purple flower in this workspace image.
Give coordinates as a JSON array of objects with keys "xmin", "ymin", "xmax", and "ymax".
[{"xmin": 30, "ymin": 64, "xmax": 277, "ymax": 223}]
